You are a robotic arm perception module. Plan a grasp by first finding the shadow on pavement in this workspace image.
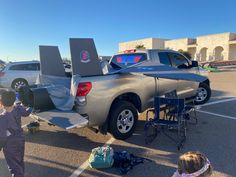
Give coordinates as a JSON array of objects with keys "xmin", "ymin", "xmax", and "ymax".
[
  {"xmin": 211, "ymin": 89, "xmax": 229, "ymax": 98},
  {"xmin": 0, "ymin": 158, "xmax": 72, "ymax": 177},
  {"xmin": 25, "ymin": 129, "xmax": 105, "ymax": 152},
  {"xmin": 123, "ymin": 113, "xmax": 236, "ymax": 177},
  {"xmin": 81, "ymin": 162, "xmax": 175, "ymax": 177},
  {"xmin": 85, "ymin": 113, "xmax": 236, "ymax": 177},
  {"xmin": 20, "ymin": 101, "xmax": 236, "ymax": 177}
]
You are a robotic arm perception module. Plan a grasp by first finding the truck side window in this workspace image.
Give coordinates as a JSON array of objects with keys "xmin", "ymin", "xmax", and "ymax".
[
  {"xmin": 168, "ymin": 53, "xmax": 190, "ymax": 69},
  {"xmin": 158, "ymin": 52, "xmax": 171, "ymax": 66}
]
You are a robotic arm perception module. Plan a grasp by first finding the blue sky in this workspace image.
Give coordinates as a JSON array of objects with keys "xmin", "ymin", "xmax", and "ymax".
[{"xmin": 1, "ymin": 0, "xmax": 236, "ymax": 61}]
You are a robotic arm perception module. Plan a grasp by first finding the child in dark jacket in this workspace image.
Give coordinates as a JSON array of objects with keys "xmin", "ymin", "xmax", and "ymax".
[{"xmin": 0, "ymin": 90, "xmax": 32, "ymax": 177}]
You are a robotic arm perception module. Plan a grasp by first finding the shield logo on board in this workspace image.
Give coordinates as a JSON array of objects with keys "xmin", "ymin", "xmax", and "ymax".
[{"xmin": 80, "ymin": 50, "xmax": 91, "ymax": 63}]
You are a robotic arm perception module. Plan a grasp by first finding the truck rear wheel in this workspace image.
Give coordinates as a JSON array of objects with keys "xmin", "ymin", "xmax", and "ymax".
[{"xmin": 109, "ymin": 100, "xmax": 138, "ymax": 140}]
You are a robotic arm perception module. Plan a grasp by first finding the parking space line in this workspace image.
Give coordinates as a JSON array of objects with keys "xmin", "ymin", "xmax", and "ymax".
[
  {"xmin": 201, "ymin": 98, "xmax": 236, "ymax": 107},
  {"xmin": 69, "ymin": 137, "xmax": 115, "ymax": 177},
  {"xmin": 197, "ymin": 110, "xmax": 236, "ymax": 120}
]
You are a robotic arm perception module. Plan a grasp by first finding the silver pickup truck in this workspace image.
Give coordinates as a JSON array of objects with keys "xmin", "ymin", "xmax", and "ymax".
[
  {"xmin": 74, "ymin": 49, "xmax": 210, "ymax": 139},
  {"xmin": 21, "ymin": 38, "xmax": 210, "ymax": 140}
]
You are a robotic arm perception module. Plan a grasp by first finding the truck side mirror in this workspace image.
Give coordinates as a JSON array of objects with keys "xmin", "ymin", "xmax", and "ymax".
[{"xmin": 191, "ymin": 61, "xmax": 198, "ymax": 67}]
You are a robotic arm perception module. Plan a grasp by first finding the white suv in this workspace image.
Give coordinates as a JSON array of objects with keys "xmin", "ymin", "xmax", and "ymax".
[{"xmin": 0, "ymin": 61, "xmax": 40, "ymax": 90}]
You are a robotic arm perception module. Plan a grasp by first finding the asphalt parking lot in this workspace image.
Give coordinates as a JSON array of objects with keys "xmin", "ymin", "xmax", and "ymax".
[{"xmin": 1, "ymin": 71, "xmax": 236, "ymax": 177}]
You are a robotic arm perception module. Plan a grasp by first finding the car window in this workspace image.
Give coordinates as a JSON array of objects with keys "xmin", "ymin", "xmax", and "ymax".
[
  {"xmin": 28, "ymin": 63, "xmax": 40, "ymax": 70},
  {"xmin": 110, "ymin": 53, "xmax": 147, "ymax": 69},
  {"xmin": 168, "ymin": 52, "xmax": 190, "ymax": 69},
  {"xmin": 9, "ymin": 64, "xmax": 26, "ymax": 70},
  {"xmin": 9, "ymin": 63, "xmax": 40, "ymax": 71},
  {"xmin": 158, "ymin": 52, "xmax": 171, "ymax": 66}
]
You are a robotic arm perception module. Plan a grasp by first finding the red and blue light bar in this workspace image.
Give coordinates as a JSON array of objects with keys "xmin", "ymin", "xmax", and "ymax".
[{"xmin": 116, "ymin": 55, "xmax": 141, "ymax": 64}]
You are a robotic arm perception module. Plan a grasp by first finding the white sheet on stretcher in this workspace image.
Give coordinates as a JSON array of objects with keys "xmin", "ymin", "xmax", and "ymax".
[{"xmin": 36, "ymin": 74, "xmax": 81, "ymax": 111}]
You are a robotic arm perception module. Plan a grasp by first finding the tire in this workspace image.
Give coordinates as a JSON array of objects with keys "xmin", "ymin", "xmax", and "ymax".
[
  {"xmin": 195, "ymin": 83, "xmax": 211, "ymax": 105},
  {"xmin": 11, "ymin": 79, "xmax": 28, "ymax": 91},
  {"xmin": 108, "ymin": 100, "xmax": 138, "ymax": 140}
]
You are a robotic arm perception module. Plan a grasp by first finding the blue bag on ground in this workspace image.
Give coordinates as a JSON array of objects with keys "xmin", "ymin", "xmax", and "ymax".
[{"xmin": 89, "ymin": 146, "xmax": 114, "ymax": 169}]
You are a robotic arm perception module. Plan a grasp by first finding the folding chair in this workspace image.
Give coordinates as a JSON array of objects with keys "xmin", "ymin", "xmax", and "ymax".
[
  {"xmin": 164, "ymin": 90, "xmax": 198, "ymax": 125},
  {"xmin": 145, "ymin": 96, "xmax": 187, "ymax": 150}
]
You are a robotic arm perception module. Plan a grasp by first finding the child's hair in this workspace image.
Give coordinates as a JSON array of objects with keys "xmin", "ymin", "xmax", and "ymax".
[
  {"xmin": 0, "ymin": 90, "xmax": 16, "ymax": 107},
  {"xmin": 177, "ymin": 151, "xmax": 212, "ymax": 177}
]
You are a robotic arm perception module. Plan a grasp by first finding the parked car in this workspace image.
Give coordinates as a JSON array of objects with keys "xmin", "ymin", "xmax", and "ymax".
[{"xmin": 0, "ymin": 61, "xmax": 40, "ymax": 90}]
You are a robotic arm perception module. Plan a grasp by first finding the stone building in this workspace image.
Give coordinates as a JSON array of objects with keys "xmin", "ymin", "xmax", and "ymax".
[
  {"xmin": 119, "ymin": 32, "xmax": 236, "ymax": 61},
  {"xmin": 119, "ymin": 38, "xmax": 165, "ymax": 52}
]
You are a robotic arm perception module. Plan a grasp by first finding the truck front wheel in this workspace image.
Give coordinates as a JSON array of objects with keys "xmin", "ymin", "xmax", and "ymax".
[
  {"xmin": 195, "ymin": 82, "xmax": 211, "ymax": 105},
  {"xmin": 108, "ymin": 100, "xmax": 138, "ymax": 140}
]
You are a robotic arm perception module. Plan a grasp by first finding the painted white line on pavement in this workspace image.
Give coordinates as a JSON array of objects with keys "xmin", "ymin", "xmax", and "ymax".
[
  {"xmin": 69, "ymin": 137, "xmax": 115, "ymax": 177},
  {"xmin": 197, "ymin": 110, "xmax": 236, "ymax": 120},
  {"xmin": 200, "ymin": 98, "xmax": 236, "ymax": 107}
]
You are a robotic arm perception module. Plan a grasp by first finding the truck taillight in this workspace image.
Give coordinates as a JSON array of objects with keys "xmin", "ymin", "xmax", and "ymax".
[
  {"xmin": 0, "ymin": 72, "xmax": 5, "ymax": 77},
  {"xmin": 76, "ymin": 82, "xmax": 92, "ymax": 97}
]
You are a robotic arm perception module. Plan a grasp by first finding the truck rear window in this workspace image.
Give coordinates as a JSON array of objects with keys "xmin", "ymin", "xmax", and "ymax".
[{"xmin": 110, "ymin": 53, "xmax": 147, "ymax": 69}]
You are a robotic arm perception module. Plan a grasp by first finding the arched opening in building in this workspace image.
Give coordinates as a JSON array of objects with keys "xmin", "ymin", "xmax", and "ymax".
[
  {"xmin": 199, "ymin": 47, "xmax": 208, "ymax": 61},
  {"xmin": 213, "ymin": 46, "xmax": 224, "ymax": 61}
]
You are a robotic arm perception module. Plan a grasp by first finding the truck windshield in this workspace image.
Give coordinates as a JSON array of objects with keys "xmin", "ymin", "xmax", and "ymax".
[{"xmin": 110, "ymin": 53, "xmax": 147, "ymax": 69}]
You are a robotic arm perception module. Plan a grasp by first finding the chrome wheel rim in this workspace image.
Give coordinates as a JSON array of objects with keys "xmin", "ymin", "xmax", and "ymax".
[
  {"xmin": 196, "ymin": 87, "xmax": 207, "ymax": 102},
  {"xmin": 117, "ymin": 109, "xmax": 134, "ymax": 134}
]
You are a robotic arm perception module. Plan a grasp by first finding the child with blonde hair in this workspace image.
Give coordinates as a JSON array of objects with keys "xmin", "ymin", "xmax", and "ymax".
[{"xmin": 172, "ymin": 151, "xmax": 212, "ymax": 177}]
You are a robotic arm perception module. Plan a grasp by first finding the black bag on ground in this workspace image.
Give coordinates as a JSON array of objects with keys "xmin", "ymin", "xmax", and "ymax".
[{"xmin": 113, "ymin": 151, "xmax": 152, "ymax": 174}]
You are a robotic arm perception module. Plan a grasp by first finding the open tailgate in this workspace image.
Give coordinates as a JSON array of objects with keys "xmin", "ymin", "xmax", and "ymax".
[{"xmin": 31, "ymin": 109, "xmax": 88, "ymax": 130}]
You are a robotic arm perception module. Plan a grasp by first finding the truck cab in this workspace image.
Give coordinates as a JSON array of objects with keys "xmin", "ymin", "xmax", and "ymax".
[
  {"xmin": 110, "ymin": 49, "xmax": 211, "ymax": 104},
  {"xmin": 153, "ymin": 49, "xmax": 211, "ymax": 104}
]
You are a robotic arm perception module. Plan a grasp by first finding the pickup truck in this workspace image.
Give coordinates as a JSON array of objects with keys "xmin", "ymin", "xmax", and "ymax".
[
  {"xmin": 73, "ymin": 49, "xmax": 210, "ymax": 140},
  {"xmin": 20, "ymin": 39, "xmax": 210, "ymax": 140}
]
